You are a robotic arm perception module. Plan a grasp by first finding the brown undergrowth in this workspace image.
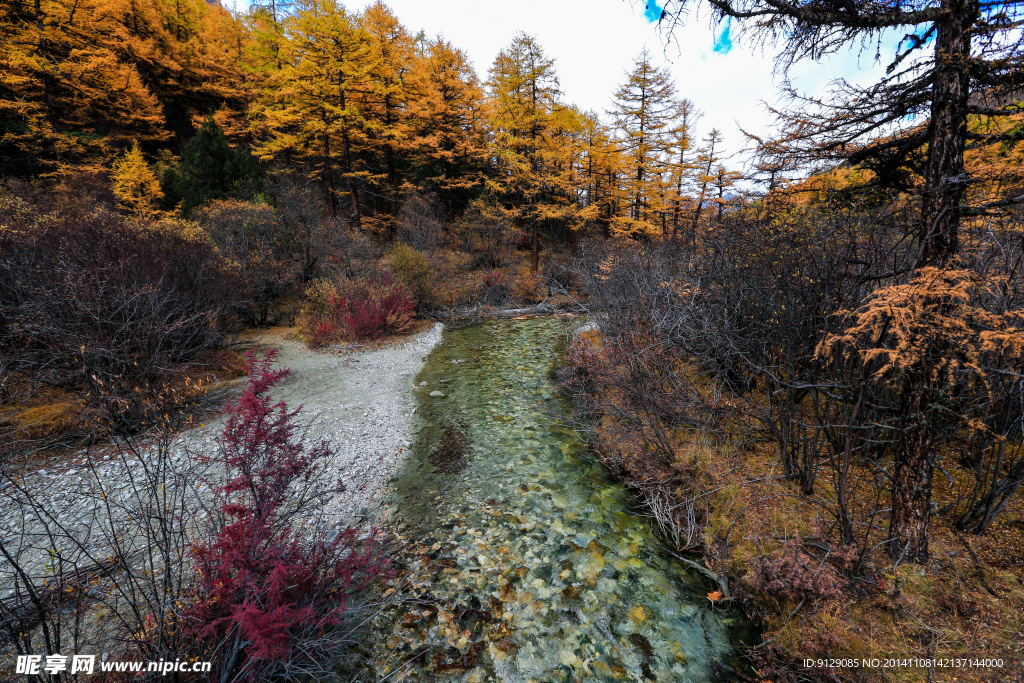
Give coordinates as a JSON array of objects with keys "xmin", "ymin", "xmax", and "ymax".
[
  {"xmin": 565, "ymin": 333, "xmax": 1024, "ymax": 683},
  {"xmin": 0, "ymin": 347, "xmax": 248, "ymax": 466}
]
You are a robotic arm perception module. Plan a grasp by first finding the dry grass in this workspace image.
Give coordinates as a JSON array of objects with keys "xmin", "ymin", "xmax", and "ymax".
[
  {"xmin": 709, "ymin": 437, "xmax": 1024, "ymax": 681},
  {"xmin": 1, "ymin": 400, "xmax": 79, "ymax": 441},
  {"xmin": 0, "ymin": 345, "xmax": 249, "ymax": 465}
]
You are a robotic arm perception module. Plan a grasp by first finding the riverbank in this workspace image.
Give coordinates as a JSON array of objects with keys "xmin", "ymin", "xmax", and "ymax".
[
  {"xmin": 561, "ymin": 325, "xmax": 1024, "ymax": 683},
  {"xmin": 0, "ymin": 323, "xmax": 443, "ymax": 590}
]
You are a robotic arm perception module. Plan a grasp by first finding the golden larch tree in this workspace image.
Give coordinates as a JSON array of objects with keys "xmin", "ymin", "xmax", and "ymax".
[
  {"xmin": 111, "ymin": 142, "xmax": 165, "ymax": 216},
  {"xmin": 487, "ymin": 33, "xmax": 593, "ymax": 270},
  {"xmin": 0, "ymin": 0, "xmax": 168, "ymax": 173},
  {"xmin": 609, "ymin": 49, "xmax": 680, "ymax": 237},
  {"xmin": 254, "ymin": 0, "xmax": 374, "ymax": 228},
  {"xmin": 406, "ymin": 37, "xmax": 490, "ymax": 212},
  {"xmin": 361, "ymin": 1, "xmax": 417, "ymax": 217}
]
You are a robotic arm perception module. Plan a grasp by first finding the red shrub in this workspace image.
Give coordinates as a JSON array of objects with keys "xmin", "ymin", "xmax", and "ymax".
[
  {"xmin": 307, "ymin": 319, "xmax": 342, "ymax": 349},
  {"xmin": 480, "ymin": 269, "xmax": 507, "ymax": 287},
  {"xmin": 297, "ymin": 274, "xmax": 413, "ymax": 346},
  {"xmin": 333, "ymin": 274, "xmax": 414, "ymax": 341},
  {"xmin": 746, "ymin": 538, "xmax": 848, "ymax": 604},
  {"xmin": 186, "ymin": 351, "xmax": 387, "ymax": 681},
  {"xmin": 512, "ymin": 229, "xmax": 530, "ymax": 250}
]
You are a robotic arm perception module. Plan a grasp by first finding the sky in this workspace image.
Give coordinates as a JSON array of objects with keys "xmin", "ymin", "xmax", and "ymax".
[{"xmin": 240, "ymin": 0, "xmax": 910, "ymax": 170}]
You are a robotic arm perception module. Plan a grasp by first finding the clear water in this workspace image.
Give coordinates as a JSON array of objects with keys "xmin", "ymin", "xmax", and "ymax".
[{"xmin": 371, "ymin": 317, "xmax": 750, "ymax": 682}]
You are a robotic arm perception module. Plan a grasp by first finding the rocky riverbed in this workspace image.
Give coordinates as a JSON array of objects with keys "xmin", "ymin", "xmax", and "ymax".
[{"xmin": 364, "ymin": 317, "xmax": 752, "ymax": 682}]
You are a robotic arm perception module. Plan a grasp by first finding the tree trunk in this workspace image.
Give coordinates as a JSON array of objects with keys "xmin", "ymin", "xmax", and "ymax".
[
  {"xmin": 531, "ymin": 220, "xmax": 539, "ymax": 273},
  {"xmin": 323, "ymin": 133, "xmax": 337, "ymax": 218},
  {"xmin": 672, "ymin": 152, "xmax": 684, "ymax": 240},
  {"xmin": 889, "ymin": 394, "xmax": 935, "ymax": 563},
  {"xmin": 34, "ymin": 0, "xmax": 58, "ymax": 131},
  {"xmin": 919, "ymin": 0, "xmax": 975, "ymax": 264},
  {"xmin": 338, "ymin": 75, "xmax": 361, "ymax": 231},
  {"xmin": 348, "ymin": 179, "xmax": 361, "ymax": 231}
]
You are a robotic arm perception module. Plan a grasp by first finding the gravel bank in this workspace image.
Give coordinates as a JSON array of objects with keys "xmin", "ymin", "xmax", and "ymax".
[{"xmin": 254, "ymin": 323, "xmax": 444, "ymax": 524}]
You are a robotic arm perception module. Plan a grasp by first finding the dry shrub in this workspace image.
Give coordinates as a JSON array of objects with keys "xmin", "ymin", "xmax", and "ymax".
[
  {"xmin": 544, "ymin": 255, "xmax": 578, "ymax": 295},
  {"xmin": 194, "ymin": 199, "xmax": 299, "ymax": 326},
  {"xmin": 0, "ymin": 173, "xmax": 116, "ymax": 216},
  {"xmin": 0, "ymin": 199, "xmax": 238, "ymax": 439},
  {"xmin": 428, "ymin": 250, "xmax": 483, "ymax": 309},
  {"xmin": 456, "ymin": 200, "xmax": 517, "ymax": 268},
  {"xmin": 270, "ymin": 175, "xmax": 337, "ymax": 282},
  {"xmin": 395, "ymin": 193, "xmax": 445, "ymax": 253},
  {"xmin": 562, "ymin": 216, "xmax": 1024, "ymax": 679},
  {"xmin": 387, "ymin": 242, "xmax": 433, "ymax": 308},
  {"xmin": 481, "ymin": 269, "xmax": 511, "ymax": 305},
  {"xmin": 512, "ymin": 265, "xmax": 546, "ymax": 303}
]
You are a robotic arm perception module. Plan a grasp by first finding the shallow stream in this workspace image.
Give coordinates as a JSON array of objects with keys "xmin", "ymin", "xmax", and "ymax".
[{"xmin": 369, "ymin": 317, "xmax": 751, "ymax": 682}]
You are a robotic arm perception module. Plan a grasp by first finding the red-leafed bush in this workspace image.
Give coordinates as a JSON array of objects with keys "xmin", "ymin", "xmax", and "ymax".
[
  {"xmin": 308, "ymin": 319, "xmax": 342, "ymax": 348},
  {"xmin": 186, "ymin": 351, "xmax": 388, "ymax": 681},
  {"xmin": 481, "ymin": 269, "xmax": 510, "ymax": 305},
  {"xmin": 745, "ymin": 538, "xmax": 848, "ymax": 605},
  {"xmin": 337, "ymin": 274, "xmax": 414, "ymax": 340},
  {"xmin": 298, "ymin": 274, "xmax": 414, "ymax": 346}
]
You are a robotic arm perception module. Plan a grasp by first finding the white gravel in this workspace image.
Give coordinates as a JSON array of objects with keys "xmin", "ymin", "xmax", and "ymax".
[{"xmin": 257, "ymin": 323, "xmax": 444, "ymax": 524}]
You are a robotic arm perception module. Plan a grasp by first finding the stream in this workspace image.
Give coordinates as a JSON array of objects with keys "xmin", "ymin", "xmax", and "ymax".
[{"xmin": 366, "ymin": 317, "xmax": 752, "ymax": 682}]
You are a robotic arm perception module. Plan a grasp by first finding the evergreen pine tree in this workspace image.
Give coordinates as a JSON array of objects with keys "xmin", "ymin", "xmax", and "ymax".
[{"xmin": 166, "ymin": 118, "xmax": 262, "ymax": 213}]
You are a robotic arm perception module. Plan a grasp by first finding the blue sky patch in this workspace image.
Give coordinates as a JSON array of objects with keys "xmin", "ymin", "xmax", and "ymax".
[
  {"xmin": 713, "ymin": 18, "xmax": 733, "ymax": 54},
  {"xmin": 644, "ymin": 0, "xmax": 663, "ymax": 23},
  {"xmin": 912, "ymin": 30, "xmax": 935, "ymax": 47}
]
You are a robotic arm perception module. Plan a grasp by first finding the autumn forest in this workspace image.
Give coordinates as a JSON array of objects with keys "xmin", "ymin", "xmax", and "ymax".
[{"xmin": 2, "ymin": 0, "xmax": 1024, "ymax": 681}]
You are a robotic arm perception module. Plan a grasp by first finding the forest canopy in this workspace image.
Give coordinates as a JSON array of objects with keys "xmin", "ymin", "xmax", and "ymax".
[{"xmin": 0, "ymin": 0, "xmax": 727, "ymax": 244}]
